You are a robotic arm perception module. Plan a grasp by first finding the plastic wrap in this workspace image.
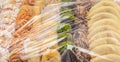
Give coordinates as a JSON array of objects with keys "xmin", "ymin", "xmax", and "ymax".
[{"xmin": 0, "ymin": 0, "xmax": 120, "ymax": 62}]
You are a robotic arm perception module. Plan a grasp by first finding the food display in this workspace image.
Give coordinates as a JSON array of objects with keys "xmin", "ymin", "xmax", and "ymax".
[
  {"xmin": 87, "ymin": 0, "xmax": 120, "ymax": 62},
  {"xmin": 0, "ymin": 0, "xmax": 120, "ymax": 62}
]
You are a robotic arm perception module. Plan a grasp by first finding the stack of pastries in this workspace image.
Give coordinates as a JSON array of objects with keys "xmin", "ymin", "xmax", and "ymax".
[
  {"xmin": 87, "ymin": 0, "xmax": 120, "ymax": 62},
  {"xmin": 0, "ymin": 0, "xmax": 23, "ymax": 62},
  {"xmin": 9, "ymin": 0, "xmax": 61, "ymax": 62},
  {"xmin": 1, "ymin": 0, "xmax": 120, "ymax": 62}
]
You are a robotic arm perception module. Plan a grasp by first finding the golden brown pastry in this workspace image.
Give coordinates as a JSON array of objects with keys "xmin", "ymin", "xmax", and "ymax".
[
  {"xmin": 9, "ymin": 38, "xmax": 27, "ymax": 62},
  {"xmin": 22, "ymin": 0, "xmax": 35, "ymax": 5},
  {"xmin": 41, "ymin": 49, "xmax": 61, "ymax": 62},
  {"xmin": 23, "ymin": 1, "xmax": 60, "ymax": 62},
  {"xmin": 14, "ymin": 5, "xmax": 35, "ymax": 37}
]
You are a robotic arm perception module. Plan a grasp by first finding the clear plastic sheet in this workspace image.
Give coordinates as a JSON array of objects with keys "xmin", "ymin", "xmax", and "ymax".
[{"xmin": 0, "ymin": 0, "xmax": 120, "ymax": 62}]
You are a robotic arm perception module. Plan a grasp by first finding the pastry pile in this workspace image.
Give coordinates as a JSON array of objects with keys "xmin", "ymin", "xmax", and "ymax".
[
  {"xmin": 1, "ymin": 0, "xmax": 120, "ymax": 62},
  {"xmin": 9, "ymin": 0, "xmax": 61, "ymax": 62},
  {"xmin": 87, "ymin": 0, "xmax": 120, "ymax": 62}
]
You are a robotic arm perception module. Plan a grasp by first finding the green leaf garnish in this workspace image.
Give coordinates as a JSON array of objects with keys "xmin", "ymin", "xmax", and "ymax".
[
  {"xmin": 58, "ymin": 33, "xmax": 71, "ymax": 41},
  {"xmin": 57, "ymin": 23, "xmax": 71, "ymax": 33},
  {"xmin": 61, "ymin": 8, "xmax": 75, "ymax": 20},
  {"xmin": 59, "ymin": 41, "xmax": 73, "ymax": 52}
]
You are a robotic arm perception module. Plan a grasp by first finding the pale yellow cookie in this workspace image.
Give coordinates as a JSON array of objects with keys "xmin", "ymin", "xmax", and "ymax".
[
  {"xmin": 88, "ymin": 25, "xmax": 120, "ymax": 39},
  {"xmin": 88, "ymin": 19, "xmax": 120, "ymax": 33},
  {"xmin": 91, "ymin": 54, "xmax": 120, "ymax": 62},
  {"xmin": 88, "ymin": 12, "xmax": 119, "ymax": 27},
  {"xmin": 91, "ymin": 44, "xmax": 120, "ymax": 58},
  {"xmin": 89, "ymin": 31, "xmax": 120, "ymax": 43},
  {"xmin": 87, "ymin": 6, "xmax": 120, "ymax": 19},
  {"xmin": 88, "ymin": 0, "xmax": 120, "ymax": 14},
  {"xmin": 89, "ymin": 37, "xmax": 120, "ymax": 50},
  {"xmin": 87, "ymin": 0, "xmax": 120, "ymax": 18}
]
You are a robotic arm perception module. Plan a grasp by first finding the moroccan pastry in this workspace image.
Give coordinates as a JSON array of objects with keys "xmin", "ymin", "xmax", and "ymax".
[
  {"xmin": 0, "ymin": 46, "xmax": 9, "ymax": 62},
  {"xmin": 30, "ymin": 4, "xmax": 60, "ymax": 40},
  {"xmin": 89, "ymin": 30, "xmax": 120, "ymax": 43},
  {"xmin": 22, "ymin": 0, "xmax": 35, "ymax": 5},
  {"xmin": 14, "ymin": 5, "xmax": 35, "ymax": 37},
  {"xmin": 91, "ymin": 54, "xmax": 120, "ymax": 62},
  {"xmin": 91, "ymin": 44, "xmax": 120, "ymax": 58},
  {"xmin": 87, "ymin": 0, "xmax": 120, "ymax": 62},
  {"xmin": 41, "ymin": 49, "xmax": 61, "ymax": 62},
  {"xmin": 88, "ymin": 12, "xmax": 119, "ymax": 27},
  {"xmin": 25, "ymin": 33, "xmax": 58, "ymax": 62},
  {"xmin": 87, "ymin": 6, "xmax": 120, "ymax": 19},
  {"xmin": 9, "ymin": 38, "xmax": 27, "ymax": 62},
  {"xmin": 89, "ymin": 0, "xmax": 120, "ymax": 13},
  {"xmin": 88, "ymin": 25, "xmax": 120, "ymax": 39},
  {"xmin": 87, "ymin": 0, "xmax": 120, "ymax": 18},
  {"xmin": 0, "ymin": 0, "xmax": 23, "ymax": 38},
  {"xmin": 89, "ymin": 37, "xmax": 120, "ymax": 49},
  {"xmin": 25, "ymin": 1, "xmax": 60, "ymax": 62},
  {"xmin": 88, "ymin": 19, "xmax": 120, "ymax": 33},
  {"xmin": 0, "ymin": 0, "xmax": 24, "ymax": 62}
]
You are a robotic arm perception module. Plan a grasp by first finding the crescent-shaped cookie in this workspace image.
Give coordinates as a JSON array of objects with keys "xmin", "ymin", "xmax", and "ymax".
[
  {"xmin": 87, "ymin": 6, "xmax": 120, "ymax": 18},
  {"xmin": 88, "ymin": 25, "xmax": 120, "ymax": 39},
  {"xmin": 89, "ymin": 0, "xmax": 120, "ymax": 14},
  {"xmin": 88, "ymin": 19, "xmax": 120, "ymax": 33},
  {"xmin": 89, "ymin": 37, "xmax": 120, "ymax": 50},
  {"xmin": 88, "ymin": 12, "xmax": 119, "ymax": 27},
  {"xmin": 91, "ymin": 44, "xmax": 120, "ymax": 58},
  {"xmin": 89, "ymin": 31, "xmax": 120, "ymax": 43},
  {"xmin": 91, "ymin": 54, "xmax": 120, "ymax": 62}
]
